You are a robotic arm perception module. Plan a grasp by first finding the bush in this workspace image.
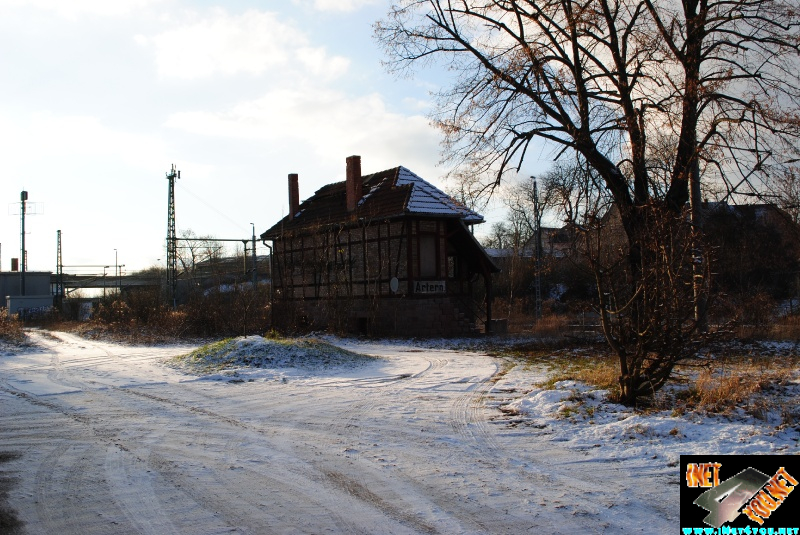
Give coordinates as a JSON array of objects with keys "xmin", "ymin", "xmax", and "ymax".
[
  {"xmin": 181, "ymin": 284, "xmax": 270, "ymax": 337},
  {"xmin": 0, "ymin": 310, "xmax": 25, "ymax": 344},
  {"xmin": 77, "ymin": 283, "xmax": 271, "ymax": 342}
]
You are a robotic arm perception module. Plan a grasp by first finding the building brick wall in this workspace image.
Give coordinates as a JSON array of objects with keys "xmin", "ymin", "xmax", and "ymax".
[
  {"xmin": 272, "ymin": 295, "xmax": 478, "ymax": 337},
  {"xmin": 270, "ymin": 216, "xmax": 489, "ymax": 336}
]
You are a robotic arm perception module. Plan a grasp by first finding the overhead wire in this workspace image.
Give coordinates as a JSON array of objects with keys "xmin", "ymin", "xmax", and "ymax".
[{"xmin": 176, "ymin": 182, "xmax": 249, "ymax": 233}]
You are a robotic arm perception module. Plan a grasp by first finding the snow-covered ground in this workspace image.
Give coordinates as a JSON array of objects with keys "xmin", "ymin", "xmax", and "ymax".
[{"xmin": 0, "ymin": 330, "xmax": 796, "ymax": 534}]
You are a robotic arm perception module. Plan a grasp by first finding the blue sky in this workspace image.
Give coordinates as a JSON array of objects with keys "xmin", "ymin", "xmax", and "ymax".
[{"xmin": 0, "ymin": 0, "xmax": 544, "ymax": 274}]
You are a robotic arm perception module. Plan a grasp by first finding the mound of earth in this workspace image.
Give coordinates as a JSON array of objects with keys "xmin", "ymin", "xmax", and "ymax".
[{"xmin": 166, "ymin": 335, "xmax": 380, "ymax": 376}]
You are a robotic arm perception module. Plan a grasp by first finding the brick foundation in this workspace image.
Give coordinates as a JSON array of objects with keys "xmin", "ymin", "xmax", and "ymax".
[{"xmin": 273, "ymin": 296, "xmax": 480, "ymax": 337}]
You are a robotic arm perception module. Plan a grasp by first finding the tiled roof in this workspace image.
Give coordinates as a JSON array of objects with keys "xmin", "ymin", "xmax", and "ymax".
[
  {"xmin": 262, "ymin": 166, "xmax": 484, "ymax": 238},
  {"xmin": 395, "ymin": 167, "xmax": 483, "ymax": 223}
]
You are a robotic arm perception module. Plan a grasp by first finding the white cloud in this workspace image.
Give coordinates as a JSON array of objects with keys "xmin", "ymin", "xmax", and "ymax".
[
  {"xmin": 0, "ymin": 0, "xmax": 164, "ymax": 19},
  {"xmin": 139, "ymin": 9, "xmax": 349, "ymax": 80},
  {"xmin": 293, "ymin": 0, "xmax": 381, "ymax": 12},
  {"xmin": 296, "ymin": 47, "xmax": 350, "ymax": 79},
  {"xmin": 163, "ymin": 86, "xmax": 442, "ymax": 178}
]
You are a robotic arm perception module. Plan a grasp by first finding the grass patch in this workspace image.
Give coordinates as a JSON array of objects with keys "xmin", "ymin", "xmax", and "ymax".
[
  {"xmin": 668, "ymin": 351, "xmax": 798, "ymax": 422},
  {"xmin": 503, "ymin": 337, "xmax": 799, "ymax": 423},
  {"xmin": 496, "ymin": 339, "xmax": 619, "ymax": 395},
  {"xmin": 540, "ymin": 355, "xmax": 619, "ymax": 392}
]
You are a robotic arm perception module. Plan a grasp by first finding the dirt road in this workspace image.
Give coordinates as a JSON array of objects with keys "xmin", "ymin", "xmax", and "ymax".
[{"xmin": 0, "ymin": 331, "xmax": 674, "ymax": 534}]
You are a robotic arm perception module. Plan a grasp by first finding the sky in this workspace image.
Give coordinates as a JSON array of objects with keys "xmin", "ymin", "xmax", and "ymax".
[{"xmin": 0, "ymin": 0, "xmax": 549, "ymax": 275}]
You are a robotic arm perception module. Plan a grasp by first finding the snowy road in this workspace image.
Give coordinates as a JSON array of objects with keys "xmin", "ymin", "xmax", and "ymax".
[{"xmin": 0, "ymin": 331, "xmax": 675, "ymax": 534}]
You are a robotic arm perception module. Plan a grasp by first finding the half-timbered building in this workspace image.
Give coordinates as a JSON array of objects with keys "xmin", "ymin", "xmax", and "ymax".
[{"xmin": 260, "ymin": 156, "xmax": 499, "ymax": 336}]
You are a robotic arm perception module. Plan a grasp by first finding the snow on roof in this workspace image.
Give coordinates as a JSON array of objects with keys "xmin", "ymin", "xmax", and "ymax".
[
  {"xmin": 261, "ymin": 165, "xmax": 487, "ymax": 239},
  {"xmin": 396, "ymin": 167, "xmax": 484, "ymax": 224}
]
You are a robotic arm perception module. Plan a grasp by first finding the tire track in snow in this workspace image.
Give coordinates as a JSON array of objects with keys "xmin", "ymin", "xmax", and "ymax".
[
  {"xmin": 76, "ymin": 381, "xmax": 435, "ymax": 533},
  {"xmin": 3, "ymin": 384, "xmax": 205, "ymax": 533},
  {"xmin": 310, "ymin": 352, "xmax": 442, "ymax": 460},
  {"xmin": 448, "ymin": 365, "xmax": 501, "ymax": 457},
  {"xmin": 313, "ymin": 350, "xmax": 537, "ymax": 534},
  {"xmin": 266, "ymin": 352, "xmax": 498, "ymax": 534},
  {"xmin": 33, "ymin": 441, "xmax": 138, "ymax": 534},
  {"xmin": 480, "ymin": 364, "xmax": 671, "ymax": 527},
  {"xmin": 4, "ymin": 375, "xmax": 368, "ymax": 533},
  {"xmin": 103, "ymin": 446, "xmax": 183, "ymax": 535}
]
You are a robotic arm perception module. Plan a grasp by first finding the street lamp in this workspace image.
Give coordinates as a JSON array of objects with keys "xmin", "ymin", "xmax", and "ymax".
[
  {"xmin": 103, "ymin": 265, "xmax": 110, "ymax": 298},
  {"xmin": 156, "ymin": 259, "xmax": 163, "ymax": 299}
]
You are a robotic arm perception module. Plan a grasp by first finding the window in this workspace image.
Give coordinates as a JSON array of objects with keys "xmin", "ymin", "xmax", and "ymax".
[{"xmin": 419, "ymin": 235, "xmax": 437, "ymax": 278}]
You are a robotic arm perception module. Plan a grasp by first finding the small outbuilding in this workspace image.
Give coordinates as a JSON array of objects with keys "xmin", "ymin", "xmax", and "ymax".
[
  {"xmin": 261, "ymin": 156, "xmax": 499, "ymax": 336},
  {"xmin": 1, "ymin": 271, "xmax": 53, "ymax": 318}
]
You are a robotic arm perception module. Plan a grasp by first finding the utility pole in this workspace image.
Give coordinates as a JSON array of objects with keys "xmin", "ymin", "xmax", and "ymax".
[
  {"xmin": 166, "ymin": 165, "xmax": 179, "ymax": 309},
  {"xmin": 251, "ymin": 223, "xmax": 257, "ymax": 287},
  {"xmin": 531, "ymin": 177, "xmax": 543, "ymax": 321},
  {"xmin": 20, "ymin": 191, "xmax": 27, "ymax": 296},
  {"xmin": 103, "ymin": 266, "xmax": 109, "ymax": 298},
  {"xmin": 55, "ymin": 230, "xmax": 64, "ymax": 309},
  {"xmin": 241, "ymin": 240, "xmax": 249, "ymax": 274}
]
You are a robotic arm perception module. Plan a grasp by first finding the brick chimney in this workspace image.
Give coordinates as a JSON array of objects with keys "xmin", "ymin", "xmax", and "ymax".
[
  {"xmin": 288, "ymin": 173, "xmax": 299, "ymax": 219},
  {"xmin": 346, "ymin": 155, "xmax": 362, "ymax": 212}
]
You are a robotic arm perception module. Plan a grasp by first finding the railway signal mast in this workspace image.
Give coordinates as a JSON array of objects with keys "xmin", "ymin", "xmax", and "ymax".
[
  {"xmin": 20, "ymin": 191, "xmax": 27, "ymax": 295},
  {"xmin": 12, "ymin": 191, "xmax": 42, "ymax": 296},
  {"xmin": 166, "ymin": 165, "xmax": 180, "ymax": 309}
]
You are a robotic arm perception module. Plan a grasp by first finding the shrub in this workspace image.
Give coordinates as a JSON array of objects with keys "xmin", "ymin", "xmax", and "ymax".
[
  {"xmin": 0, "ymin": 310, "xmax": 25, "ymax": 344},
  {"xmin": 675, "ymin": 364, "xmax": 793, "ymax": 417}
]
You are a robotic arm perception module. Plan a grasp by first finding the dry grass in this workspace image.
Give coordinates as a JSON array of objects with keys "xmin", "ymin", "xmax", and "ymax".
[
  {"xmin": 668, "ymin": 351, "xmax": 798, "ymax": 423},
  {"xmin": 690, "ymin": 371, "xmax": 772, "ymax": 411},
  {"xmin": 528, "ymin": 314, "xmax": 572, "ymax": 338},
  {"xmin": 0, "ymin": 311, "xmax": 25, "ymax": 344},
  {"xmin": 502, "ymin": 334, "xmax": 799, "ymax": 425},
  {"xmin": 541, "ymin": 354, "xmax": 619, "ymax": 392},
  {"xmin": 502, "ymin": 341, "xmax": 619, "ymax": 393},
  {"xmin": 759, "ymin": 314, "xmax": 800, "ymax": 341}
]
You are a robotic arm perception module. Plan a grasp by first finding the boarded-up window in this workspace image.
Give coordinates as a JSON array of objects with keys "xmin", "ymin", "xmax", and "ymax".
[{"xmin": 420, "ymin": 235, "xmax": 437, "ymax": 278}]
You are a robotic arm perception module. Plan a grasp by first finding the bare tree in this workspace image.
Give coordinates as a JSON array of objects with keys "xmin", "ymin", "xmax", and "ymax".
[
  {"xmin": 377, "ymin": 0, "xmax": 800, "ymax": 404},
  {"xmin": 176, "ymin": 229, "xmax": 224, "ymax": 293},
  {"xmin": 776, "ymin": 165, "xmax": 800, "ymax": 225},
  {"xmin": 482, "ymin": 218, "xmax": 533, "ymax": 317}
]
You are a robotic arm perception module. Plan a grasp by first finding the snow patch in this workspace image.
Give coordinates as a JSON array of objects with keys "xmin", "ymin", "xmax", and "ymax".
[{"xmin": 500, "ymin": 377, "xmax": 800, "ymax": 465}]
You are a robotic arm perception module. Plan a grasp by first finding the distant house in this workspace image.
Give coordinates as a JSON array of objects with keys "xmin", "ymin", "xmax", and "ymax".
[
  {"xmin": 701, "ymin": 202, "xmax": 800, "ymax": 298},
  {"xmin": 599, "ymin": 201, "xmax": 800, "ymax": 299},
  {"xmin": 260, "ymin": 156, "xmax": 499, "ymax": 336},
  {"xmin": 485, "ymin": 226, "xmax": 574, "ymax": 262}
]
